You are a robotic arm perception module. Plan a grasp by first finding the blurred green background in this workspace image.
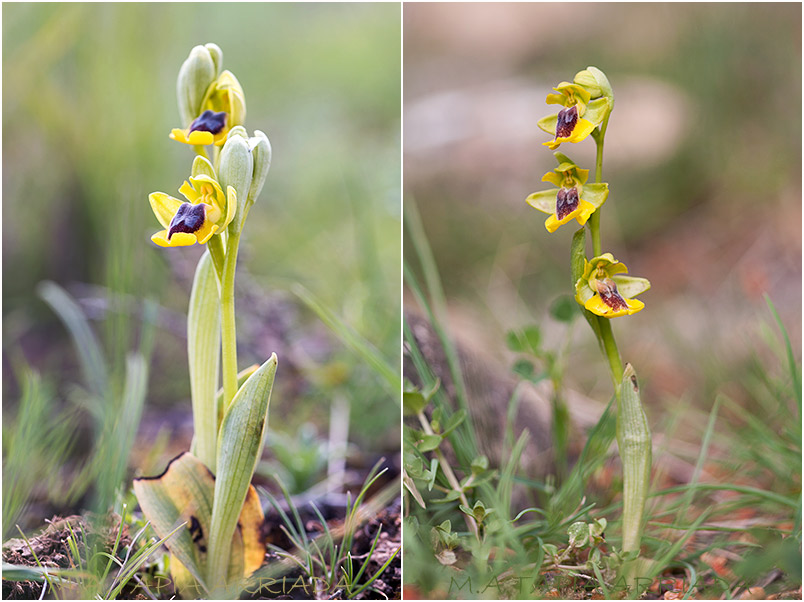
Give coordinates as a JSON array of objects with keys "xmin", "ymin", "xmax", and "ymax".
[
  {"xmin": 3, "ymin": 2, "xmax": 401, "ymax": 491},
  {"xmin": 404, "ymin": 2, "xmax": 801, "ymax": 412}
]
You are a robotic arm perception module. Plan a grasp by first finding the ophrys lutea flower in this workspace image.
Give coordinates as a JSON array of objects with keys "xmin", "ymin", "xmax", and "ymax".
[
  {"xmin": 526, "ymin": 153, "xmax": 608, "ymax": 233},
  {"xmin": 538, "ymin": 82, "xmax": 610, "ymax": 150},
  {"xmin": 171, "ymin": 70, "xmax": 246, "ymax": 147},
  {"xmin": 149, "ymin": 173, "xmax": 236, "ymax": 247},
  {"xmin": 575, "ymin": 254, "xmax": 650, "ymax": 318}
]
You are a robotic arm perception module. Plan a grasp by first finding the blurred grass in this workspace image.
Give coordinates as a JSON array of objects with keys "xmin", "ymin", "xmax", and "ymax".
[{"xmin": 3, "ymin": 3, "xmax": 401, "ymax": 458}]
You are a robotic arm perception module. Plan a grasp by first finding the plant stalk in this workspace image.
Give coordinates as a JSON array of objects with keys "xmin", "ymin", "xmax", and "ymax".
[{"xmin": 220, "ymin": 230, "xmax": 242, "ymax": 410}]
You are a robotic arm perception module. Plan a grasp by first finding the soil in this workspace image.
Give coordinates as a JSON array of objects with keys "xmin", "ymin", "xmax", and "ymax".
[
  {"xmin": 3, "ymin": 493, "xmax": 401, "ymax": 601},
  {"xmin": 2, "ymin": 514, "xmax": 130, "ymax": 600}
]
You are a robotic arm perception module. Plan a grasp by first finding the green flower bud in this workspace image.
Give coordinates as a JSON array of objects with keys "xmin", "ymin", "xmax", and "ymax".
[
  {"xmin": 574, "ymin": 66, "xmax": 613, "ymax": 104},
  {"xmin": 204, "ymin": 43, "xmax": 223, "ymax": 78},
  {"xmin": 247, "ymin": 131, "xmax": 271, "ymax": 205},
  {"xmin": 218, "ymin": 130, "xmax": 254, "ymax": 232},
  {"xmin": 176, "ymin": 45, "xmax": 221, "ymax": 127}
]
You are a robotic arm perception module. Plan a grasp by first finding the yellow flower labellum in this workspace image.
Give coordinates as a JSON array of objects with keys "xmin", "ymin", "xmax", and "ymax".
[
  {"xmin": 149, "ymin": 192, "xmax": 218, "ymax": 248},
  {"xmin": 169, "ymin": 110, "xmax": 229, "ymax": 147}
]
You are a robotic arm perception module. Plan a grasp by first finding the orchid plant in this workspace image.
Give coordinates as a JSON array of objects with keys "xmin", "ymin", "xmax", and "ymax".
[
  {"xmin": 133, "ymin": 43, "xmax": 276, "ymax": 598},
  {"xmin": 526, "ymin": 66, "xmax": 652, "ymax": 589}
]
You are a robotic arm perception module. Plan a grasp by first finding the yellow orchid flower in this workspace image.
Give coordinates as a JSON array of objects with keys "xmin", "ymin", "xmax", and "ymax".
[
  {"xmin": 170, "ymin": 70, "xmax": 246, "ymax": 147},
  {"xmin": 149, "ymin": 179, "xmax": 236, "ymax": 248},
  {"xmin": 575, "ymin": 254, "xmax": 650, "ymax": 318},
  {"xmin": 537, "ymin": 82, "xmax": 610, "ymax": 150},
  {"xmin": 526, "ymin": 153, "xmax": 608, "ymax": 233}
]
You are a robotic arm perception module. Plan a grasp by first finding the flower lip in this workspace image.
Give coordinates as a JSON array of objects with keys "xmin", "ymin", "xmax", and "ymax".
[
  {"xmin": 594, "ymin": 277, "xmax": 629, "ymax": 311},
  {"xmin": 556, "ymin": 187, "xmax": 580, "ymax": 221},
  {"xmin": 555, "ymin": 105, "xmax": 579, "ymax": 140},
  {"xmin": 167, "ymin": 202, "xmax": 207, "ymax": 240},
  {"xmin": 188, "ymin": 110, "xmax": 227, "ymax": 135}
]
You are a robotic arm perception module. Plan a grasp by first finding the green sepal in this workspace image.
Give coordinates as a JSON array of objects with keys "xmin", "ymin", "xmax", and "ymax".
[
  {"xmin": 191, "ymin": 155, "xmax": 217, "ymax": 180},
  {"xmin": 525, "ymin": 189, "xmax": 556, "ymax": 214},
  {"xmin": 188, "ymin": 252, "xmax": 221, "ymax": 471},
  {"xmin": 581, "ymin": 183, "xmax": 609, "ymax": 209},
  {"xmin": 612, "ymin": 275, "xmax": 651, "ymax": 300},
  {"xmin": 206, "ymin": 354, "xmax": 277, "ymax": 590},
  {"xmin": 580, "ymin": 97, "xmax": 611, "ymax": 127}
]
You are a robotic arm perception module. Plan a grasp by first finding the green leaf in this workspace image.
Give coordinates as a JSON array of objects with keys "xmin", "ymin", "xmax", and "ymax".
[
  {"xmin": 505, "ymin": 326, "xmax": 541, "ymax": 355},
  {"xmin": 567, "ymin": 521, "xmax": 589, "ymax": 548},
  {"xmin": 512, "ymin": 359, "xmax": 547, "ymax": 384},
  {"xmin": 550, "ymin": 295, "xmax": 578, "ymax": 323},
  {"xmin": 417, "ymin": 433, "xmax": 443, "ymax": 453},
  {"xmin": 471, "ymin": 455, "xmax": 489, "ymax": 474},
  {"xmin": 570, "ymin": 228, "xmax": 586, "ymax": 289},
  {"xmin": 617, "ymin": 364, "xmax": 652, "ymax": 555},
  {"xmin": 188, "ymin": 252, "xmax": 221, "ymax": 471},
  {"xmin": 441, "ymin": 409, "xmax": 466, "ymax": 437},
  {"xmin": 132, "ymin": 452, "xmax": 265, "ymax": 595},
  {"xmin": 37, "ymin": 281, "xmax": 108, "ymax": 402},
  {"xmin": 403, "ymin": 391, "xmax": 428, "ymax": 416},
  {"xmin": 207, "ymin": 354, "xmax": 277, "ymax": 591}
]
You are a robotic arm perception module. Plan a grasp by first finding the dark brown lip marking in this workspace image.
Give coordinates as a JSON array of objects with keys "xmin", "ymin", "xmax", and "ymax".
[
  {"xmin": 555, "ymin": 105, "xmax": 579, "ymax": 139},
  {"xmin": 168, "ymin": 203, "xmax": 206, "ymax": 240},
  {"xmin": 596, "ymin": 277, "xmax": 628, "ymax": 311},
  {"xmin": 556, "ymin": 186, "xmax": 580, "ymax": 220},
  {"xmin": 189, "ymin": 109, "xmax": 227, "ymax": 135}
]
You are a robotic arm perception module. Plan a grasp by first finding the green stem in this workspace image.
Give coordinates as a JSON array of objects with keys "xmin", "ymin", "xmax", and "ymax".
[
  {"xmin": 597, "ymin": 316, "xmax": 624, "ymax": 391},
  {"xmin": 194, "ymin": 145, "xmax": 210, "ymax": 161},
  {"xmin": 220, "ymin": 230, "xmax": 242, "ymax": 410},
  {"xmin": 588, "ymin": 114, "xmax": 622, "ymax": 387},
  {"xmin": 417, "ymin": 411, "xmax": 479, "ymax": 540},
  {"xmin": 588, "ymin": 114, "xmax": 610, "ymax": 257}
]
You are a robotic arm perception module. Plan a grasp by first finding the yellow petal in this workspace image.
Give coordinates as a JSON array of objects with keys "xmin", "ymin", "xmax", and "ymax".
[
  {"xmin": 151, "ymin": 230, "xmax": 198, "ymax": 247},
  {"xmin": 584, "ymin": 294, "xmax": 645, "ymax": 318},
  {"xmin": 195, "ymin": 222, "xmax": 219, "ymax": 244},
  {"xmin": 222, "ymin": 186, "xmax": 237, "ymax": 228},
  {"xmin": 169, "ymin": 128, "xmax": 215, "ymax": 146},
  {"xmin": 179, "ymin": 180, "xmax": 198, "ymax": 203},
  {"xmin": 149, "ymin": 192, "xmax": 184, "ymax": 229}
]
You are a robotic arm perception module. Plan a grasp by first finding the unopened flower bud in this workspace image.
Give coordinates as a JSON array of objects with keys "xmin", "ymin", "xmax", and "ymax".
[
  {"xmin": 177, "ymin": 45, "xmax": 221, "ymax": 127},
  {"xmin": 218, "ymin": 130, "xmax": 254, "ymax": 231},
  {"xmin": 247, "ymin": 131, "xmax": 272, "ymax": 206},
  {"xmin": 574, "ymin": 66, "xmax": 613, "ymax": 103}
]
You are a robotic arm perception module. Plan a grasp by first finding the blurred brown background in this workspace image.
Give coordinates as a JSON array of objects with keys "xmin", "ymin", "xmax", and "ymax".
[{"xmin": 404, "ymin": 3, "xmax": 801, "ymax": 420}]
